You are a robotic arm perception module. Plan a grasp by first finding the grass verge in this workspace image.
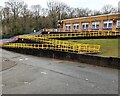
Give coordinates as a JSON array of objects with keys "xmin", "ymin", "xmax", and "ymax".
[{"xmin": 68, "ymin": 39, "xmax": 119, "ymax": 57}]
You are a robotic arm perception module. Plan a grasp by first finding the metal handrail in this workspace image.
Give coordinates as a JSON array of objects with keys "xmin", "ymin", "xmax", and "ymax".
[{"xmin": 1, "ymin": 43, "xmax": 100, "ymax": 53}]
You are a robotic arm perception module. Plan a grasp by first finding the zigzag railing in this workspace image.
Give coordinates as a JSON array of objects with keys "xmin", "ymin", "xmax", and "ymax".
[
  {"xmin": 18, "ymin": 35, "xmax": 100, "ymax": 53},
  {"xmin": 1, "ymin": 42, "xmax": 100, "ymax": 54},
  {"xmin": 36, "ymin": 30, "xmax": 120, "ymax": 39}
]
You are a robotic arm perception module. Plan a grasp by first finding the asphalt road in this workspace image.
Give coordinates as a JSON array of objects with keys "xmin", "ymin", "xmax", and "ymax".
[{"xmin": 0, "ymin": 48, "xmax": 118, "ymax": 94}]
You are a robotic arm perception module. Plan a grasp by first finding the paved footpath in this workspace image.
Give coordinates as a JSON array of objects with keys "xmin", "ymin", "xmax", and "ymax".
[{"xmin": 0, "ymin": 48, "xmax": 118, "ymax": 94}]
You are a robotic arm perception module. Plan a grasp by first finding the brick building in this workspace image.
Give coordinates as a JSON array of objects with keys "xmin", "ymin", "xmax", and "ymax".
[{"xmin": 60, "ymin": 13, "xmax": 120, "ymax": 32}]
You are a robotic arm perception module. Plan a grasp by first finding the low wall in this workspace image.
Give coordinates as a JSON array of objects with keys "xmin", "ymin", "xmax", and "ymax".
[{"xmin": 4, "ymin": 48, "xmax": 120, "ymax": 69}]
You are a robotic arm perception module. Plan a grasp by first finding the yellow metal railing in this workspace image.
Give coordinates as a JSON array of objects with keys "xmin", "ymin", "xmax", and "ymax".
[
  {"xmin": 3, "ymin": 30, "xmax": 115, "ymax": 54},
  {"xmin": 19, "ymin": 30, "xmax": 120, "ymax": 39},
  {"xmin": 18, "ymin": 35, "xmax": 100, "ymax": 53},
  {"xmin": 1, "ymin": 43, "xmax": 100, "ymax": 53},
  {"xmin": 36, "ymin": 30, "xmax": 120, "ymax": 39}
]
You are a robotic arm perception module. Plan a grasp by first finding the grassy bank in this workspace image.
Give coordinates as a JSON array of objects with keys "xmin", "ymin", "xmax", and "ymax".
[{"xmin": 68, "ymin": 39, "xmax": 119, "ymax": 57}]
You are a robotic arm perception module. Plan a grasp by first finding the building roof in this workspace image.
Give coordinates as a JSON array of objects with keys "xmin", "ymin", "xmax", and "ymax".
[{"xmin": 61, "ymin": 13, "xmax": 120, "ymax": 22}]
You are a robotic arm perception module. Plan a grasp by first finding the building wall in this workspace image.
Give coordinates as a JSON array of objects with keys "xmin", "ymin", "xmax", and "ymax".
[{"xmin": 62, "ymin": 14, "xmax": 120, "ymax": 32}]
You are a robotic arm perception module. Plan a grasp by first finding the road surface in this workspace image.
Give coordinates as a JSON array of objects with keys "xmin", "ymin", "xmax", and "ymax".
[{"xmin": 0, "ymin": 48, "xmax": 118, "ymax": 94}]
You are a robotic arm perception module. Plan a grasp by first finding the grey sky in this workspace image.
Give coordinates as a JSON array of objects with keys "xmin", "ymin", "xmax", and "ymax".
[{"xmin": 0, "ymin": 0, "xmax": 119, "ymax": 10}]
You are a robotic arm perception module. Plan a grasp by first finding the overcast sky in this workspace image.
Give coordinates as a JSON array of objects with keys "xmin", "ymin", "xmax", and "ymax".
[{"xmin": 0, "ymin": 0, "xmax": 120, "ymax": 10}]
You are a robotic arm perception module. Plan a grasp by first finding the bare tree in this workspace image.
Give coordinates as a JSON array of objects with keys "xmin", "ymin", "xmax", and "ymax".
[
  {"xmin": 73, "ymin": 8, "xmax": 92, "ymax": 17},
  {"xmin": 41, "ymin": 8, "xmax": 48, "ymax": 16},
  {"xmin": 1, "ymin": 7, "xmax": 12, "ymax": 35},
  {"xmin": 31, "ymin": 5, "xmax": 42, "ymax": 17},
  {"xmin": 5, "ymin": 0, "xmax": 26, "ymax": 20},
  {"xmin": 101, "ymin": 4, "xmax": 116, "ymax": 14},
  {"xmin": 66, "ymin": 7, "xmax": 76, "ymax": 18},
  {"xmin": 3, "ymin": 0, "xmax": 31, "ymax": 35},
  {"xmin": 91, "ymin": 10, "xmax": 102, "ymax": 16},
  {"xmin": 0, "ymin": 6, "xmax": 3, "ymax": 21},
  {"xmin": 2, "ymin": 7, "xmax": 11, "ymax": 21},
  {"xmin": 47, "ymin": 1, "xmax": 69, "ymax": 27}
]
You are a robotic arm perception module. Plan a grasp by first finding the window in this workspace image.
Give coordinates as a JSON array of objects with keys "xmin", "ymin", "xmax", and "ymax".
[
  {"xmin": 103, "ymin": 20, "xmax": 113, "ymax": 29},
  {"xmin": 108, "ymin": 23, "xmax": 112, "ymax": 28},
  {"xmin": 65, "ymin": 24, "xmax": 71, "ymax": 30},
  {"xmin": 104, "ymin": 23, "xmax": 107, "ymax": 28},
  {"xmin": 86, "ymin": 24, "xmax": 89, "ymax": 29},
  {"xmin": 82, "ymin": 25, "xmax": 85, "ymax": 29},
  {"xmin": 92, "ymin": 21, "xmax": 100, "ymax": 29},
  {"xmin": 82, "ymin": 23, "xmax": 89, "ymax": 30},
  {"xmin": 73, "ymin": 23, "xmax": 79, "ymax": 30},
  {"xmin": 92, "ymin": 25, "xmax": 95, "ymax": 29},
  {"xmin": 96, "ymin": 24, "xmax": 99, "ymax": 29},
  {"xmin": 117, "ymin": 20, "xmax": 120, "ymax": 28}
]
